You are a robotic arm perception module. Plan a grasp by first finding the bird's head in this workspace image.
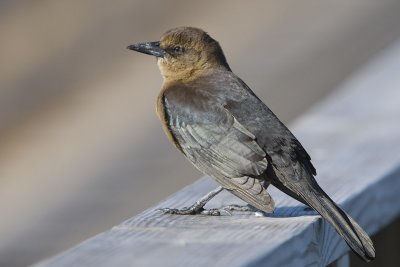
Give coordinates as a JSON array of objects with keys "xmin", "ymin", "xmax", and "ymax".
[{"xmin": 128, "ymin": 27, "xmax": 230, "ymax": 81}]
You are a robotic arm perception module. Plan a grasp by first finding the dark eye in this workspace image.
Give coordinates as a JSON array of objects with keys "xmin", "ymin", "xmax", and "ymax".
[{"xmin": 173, "ymin": 46, "xmax": 183, "ymax": 53}]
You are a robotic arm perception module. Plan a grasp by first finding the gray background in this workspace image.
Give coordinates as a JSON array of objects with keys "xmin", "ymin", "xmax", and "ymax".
[{"xmin": 1, "ymin": 1, "xmax": 400, "ymax": 266}]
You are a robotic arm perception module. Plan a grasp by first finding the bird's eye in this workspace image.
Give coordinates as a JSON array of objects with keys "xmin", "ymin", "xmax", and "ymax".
[{"xmin": 173, "ymin": 46, "xmax": 183, "ymax": 53}]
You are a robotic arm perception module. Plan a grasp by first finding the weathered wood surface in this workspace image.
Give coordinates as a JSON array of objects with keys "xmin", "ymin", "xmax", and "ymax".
[{"xmin": 34, "ymin": 40, "xmax": 400, "ymax": 267}]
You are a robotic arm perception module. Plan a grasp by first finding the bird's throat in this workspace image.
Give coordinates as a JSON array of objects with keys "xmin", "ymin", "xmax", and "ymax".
[{"xmin": 157, "ymin": 58, "xmax": 212, "ymax": 82}]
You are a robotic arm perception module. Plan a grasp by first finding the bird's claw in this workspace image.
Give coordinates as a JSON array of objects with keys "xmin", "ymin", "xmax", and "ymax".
[
  {"xmin": 158, "ymin": 206, "xmax": 232, "ymax": 216},
  {"xmin": 158, "ymin": 206, "xmax": 200, "ymax": 215},
  {"xmin": 158, "ymin": 204, "xmax": 260, "ymax": 216},
  {"xmin": 221, "ymin": 204, "xmax": 258, "ymax": 212},
  {"xmin": 200, "ymin": 208, "xmax": 232, "ymax": 216}
]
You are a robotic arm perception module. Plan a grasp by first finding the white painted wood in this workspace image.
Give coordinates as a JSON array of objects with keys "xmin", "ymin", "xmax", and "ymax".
[{"xmin": 34, "ymin": 39, "xmax": 400, "ymax": 267}]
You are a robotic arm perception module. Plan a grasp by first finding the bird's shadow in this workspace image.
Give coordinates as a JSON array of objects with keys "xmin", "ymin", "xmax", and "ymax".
[
  {"xmin": 260, "ymin": 204, "xmax": 318, "ymax": 218},
  {"xmin": 210, "ymin": 190, "xmax": 318, "ymax": 218}
]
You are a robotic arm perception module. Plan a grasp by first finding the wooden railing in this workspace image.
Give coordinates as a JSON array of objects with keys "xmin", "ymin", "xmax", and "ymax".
[{"xmin": 33, "ymin": 40, "xmax": 400, "ymax": 267}]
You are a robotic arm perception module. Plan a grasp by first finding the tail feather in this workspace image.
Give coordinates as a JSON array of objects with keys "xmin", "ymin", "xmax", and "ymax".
[
  {"xmin": 304, "ymin": 187, "xmax": 375, "ymax": 261},
  {"xmin": 270, "ymin": 170, "xmax": 375, "ymax": 261}
]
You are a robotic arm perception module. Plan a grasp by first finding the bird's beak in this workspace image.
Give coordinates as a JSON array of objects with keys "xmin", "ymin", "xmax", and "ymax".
[{"xmin": 127, "ymin": 41, "xmax": 165, "ymax": 58}]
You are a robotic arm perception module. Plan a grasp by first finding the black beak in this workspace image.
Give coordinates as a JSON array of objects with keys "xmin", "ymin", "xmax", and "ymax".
[{"xmin": 127, "ymin": 41, "xmax": 165, "ymax": 58}]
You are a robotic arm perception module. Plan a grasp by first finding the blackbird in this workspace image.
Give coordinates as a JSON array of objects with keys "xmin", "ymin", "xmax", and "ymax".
[{"xmin": 127, "ymin": 27, "xmax": 375, "ymax": 262}]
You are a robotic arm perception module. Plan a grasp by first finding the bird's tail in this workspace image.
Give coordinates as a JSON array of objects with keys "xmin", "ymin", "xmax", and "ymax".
[{"xmin": 300, "ymin": 183, "xmax": 375, "ymax": 262}]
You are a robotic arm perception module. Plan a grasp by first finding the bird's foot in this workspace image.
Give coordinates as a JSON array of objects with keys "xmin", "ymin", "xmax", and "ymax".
[
  {"xmin": 220, "ymin": 204, "xmax": 258, "ymax": 212},
  {"xmin": 158, "ymin": 186, "xmax": 227, "ymax": 216},
  {"xmin": 159, "ymin": 206, "xmax": 229, "ymax": 216},
  {"xmin": 159, "ymin": 204, "xmax": 259, "ymax": 216}
]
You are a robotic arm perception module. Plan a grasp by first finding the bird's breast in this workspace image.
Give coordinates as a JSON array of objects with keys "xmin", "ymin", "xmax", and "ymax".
[{"xmin": 156, "ymin": 90, "xmax": 183, "ymax": 151}]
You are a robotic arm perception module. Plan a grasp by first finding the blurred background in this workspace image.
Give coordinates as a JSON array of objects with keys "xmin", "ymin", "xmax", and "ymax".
[{"xmin": 1, "ymin": 1, "xmax": 399, "ymax": 266}]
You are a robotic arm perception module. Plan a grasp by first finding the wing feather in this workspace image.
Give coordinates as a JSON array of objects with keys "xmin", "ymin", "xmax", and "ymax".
[{"xmin": 165, "ymin": 96, "xmax": 274, "ymax": 212}]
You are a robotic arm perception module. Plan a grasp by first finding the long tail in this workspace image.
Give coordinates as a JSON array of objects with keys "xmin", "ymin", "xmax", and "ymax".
[
  {"xmin": 299, "ymin": 183, "xmax": 375, "ymax": 262},
  {"xmin": 271, "ymin": 176, "xmax": 375, "ymax": 262}
]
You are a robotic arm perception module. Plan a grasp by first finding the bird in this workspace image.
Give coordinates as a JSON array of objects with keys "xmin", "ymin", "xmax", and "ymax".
[{"xmin": 127, "ymin": 26, "xmax": 375, "ymax": 262}]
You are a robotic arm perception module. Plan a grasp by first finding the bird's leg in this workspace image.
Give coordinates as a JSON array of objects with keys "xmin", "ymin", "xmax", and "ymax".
[{"xmin": 159, "ymin": 186, "xmax": 226, "ymax": 216}]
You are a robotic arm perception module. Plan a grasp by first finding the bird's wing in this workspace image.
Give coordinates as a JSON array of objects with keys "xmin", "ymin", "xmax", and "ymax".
[
  {"xmin": 227, "ymin": 76, "xmax": 317, "ymax": 179},
  {"xmin": 266, "ymin": 136, "xmax": 316, "ymax": 182},
  {"xmin": 162, "ymin": 93, "xmax": 274, "ymax": 212}
]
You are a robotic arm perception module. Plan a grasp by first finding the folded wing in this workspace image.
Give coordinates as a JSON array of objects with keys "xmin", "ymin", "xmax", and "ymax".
[{"xmin": 165, "ymin": 98, "xmax": 274, "ymax": 212}]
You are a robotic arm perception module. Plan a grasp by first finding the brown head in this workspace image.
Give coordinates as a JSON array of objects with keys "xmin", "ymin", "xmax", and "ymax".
[{"xmin": 127, "ymin": 27, "xmax": 231, "ymax": 81}]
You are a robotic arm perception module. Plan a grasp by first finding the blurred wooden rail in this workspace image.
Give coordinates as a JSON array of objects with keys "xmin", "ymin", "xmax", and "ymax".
[{"xmin": 33, "ymin": 41, "xmax": 400, "ymax": 267}]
